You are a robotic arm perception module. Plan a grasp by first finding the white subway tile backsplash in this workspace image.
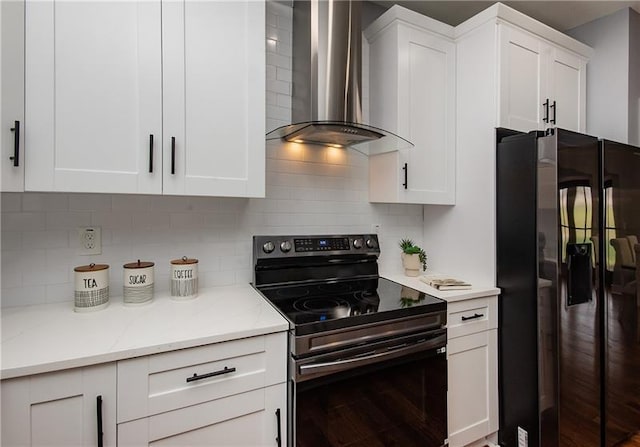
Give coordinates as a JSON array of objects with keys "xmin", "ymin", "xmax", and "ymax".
[
  {"xmin": 266, "ymin": 79, "xmax": 291, "ymax": 96},
  {"xmin": 28, "ymin": 193, "xmax": 69, "ymax": 211},
  {"xmin": 2, "ymin": 212, "xmax": 47, "ymax": 232},
  {"xmin": 1, "ymin": 285, "xmax": 47, "ymax": 307},
  {"xmin": 69, "ymin": 194, "xmax": 112, "ymax": 211},
  {"xmin": 112, "ymin": 195, "xmax": 152, "ymax": 212},
  {"xmin": 0, "ymin": 1, "xmax": 424, "ymax": 308},
  {"xmin": 22, "ymin": 230, "xmax": 69, "ymax": 250},
  {"xmin": 45, "ymin": 211, "xmax": 91, "ymax": 230},
  {"xmin": 1, "ymin": 193, "xmax": 22, "ymax": 211}
]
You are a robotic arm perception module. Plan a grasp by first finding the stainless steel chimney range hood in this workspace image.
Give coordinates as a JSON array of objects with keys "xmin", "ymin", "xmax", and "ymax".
[{"xmin": 265, "ymin": 0, "xmax": 413, "ymax": 155}]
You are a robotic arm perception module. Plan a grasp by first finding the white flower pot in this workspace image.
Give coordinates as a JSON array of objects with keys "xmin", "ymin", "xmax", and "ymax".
[{"xmin": 402, "ymin": 253, "xmax": 421, "ymax": 277}]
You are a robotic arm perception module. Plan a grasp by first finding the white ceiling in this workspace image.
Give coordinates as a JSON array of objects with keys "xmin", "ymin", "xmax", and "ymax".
[{"xmin": 370, "ymin": 1, "xmax": 640, "ymax": 32}]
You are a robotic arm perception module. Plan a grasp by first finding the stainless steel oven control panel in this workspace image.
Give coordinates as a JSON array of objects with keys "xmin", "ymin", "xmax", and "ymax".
[{"xmin": 253, "ymin": 234, "xmax": 380, "ymax": 259}]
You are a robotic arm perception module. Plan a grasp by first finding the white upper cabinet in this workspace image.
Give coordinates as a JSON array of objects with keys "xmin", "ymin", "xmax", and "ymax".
[
  {"xmin": 1, "ymin": 0, "xmax": 25, "ymax": 192},
  {"xmin": 24, "ymin": 1, "xmax": 163, "ymax": 194},
  {"xmin": 497, "ymin": 22, "xmax": 588, "ymax": 133},
  {"xmin": 547, "ymin": 46, "xmax": 586, "ymax": 132},
  {"xmin": 22, "ymin": 0, "xmax": 265, "ymax": 197},
  {"xmin": 366, "ymin": 6, "xmax": 456, "ymax": 205},
  {"xmin": 162, "ymin": 0, "xmax": 265, "ymax": 197},
  {"xmin": 498, "ymin": 25, "xmax": 548, "ymax": 133}
]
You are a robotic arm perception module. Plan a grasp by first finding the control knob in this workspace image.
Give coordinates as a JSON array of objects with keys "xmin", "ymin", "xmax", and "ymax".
[
  {"xmin": 262, "ymin": 241, "xmax": 275, "ymax": 254},
  {"xmin": 366, "ymin": 238, "xmax": 378, "ymax": 249},
  {"xmin": 353, "ymin": 238, "xmax": 364, "ymax": 249},
  {"xmin": 280, "ymin": 241, "xmax": 292, "ymax": 253}
]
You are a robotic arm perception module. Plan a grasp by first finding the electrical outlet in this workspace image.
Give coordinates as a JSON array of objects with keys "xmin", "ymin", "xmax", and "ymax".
[
  {"xmin": 78, "ymin": 227, "xmax": 101, "ymax": 255},
  {"xmin": 371, "ymin": 223, "xmax": 381, "ymax": 234}
]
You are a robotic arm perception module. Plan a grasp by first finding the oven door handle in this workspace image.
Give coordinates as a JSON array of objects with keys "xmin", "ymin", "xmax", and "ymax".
[{"xmin": 298, "ymin": 333, "xmax": 446, "ymax": 377}]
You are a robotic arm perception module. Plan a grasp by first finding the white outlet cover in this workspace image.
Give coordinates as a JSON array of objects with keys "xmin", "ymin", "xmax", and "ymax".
[{"xmin": 78, "ymin": 227, "xmax": 101, "ymax": 255}]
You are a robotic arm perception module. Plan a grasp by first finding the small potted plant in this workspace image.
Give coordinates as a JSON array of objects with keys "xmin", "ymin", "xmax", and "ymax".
[{"xmin": 399, "ymin": 238, "xmax": 427, "ymax": 277}]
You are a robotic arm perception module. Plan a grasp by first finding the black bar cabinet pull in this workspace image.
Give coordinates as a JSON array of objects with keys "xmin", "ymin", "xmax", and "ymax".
[
  {"xmin": 171, "ymin": 136, "xmax": 176, "ymax": 175},
  {"xmin": 402, "ymin": 163, "xmax": 408, "ymax": 189},
  {"xmin": 550, "ymin": 100, "xmax": 557, "ymax": 124},
  {"xmin": 9, "ymin": 120, "xmax": 19, "ymax": 167},
  {"xmin": 542, "ymin": 99, "xmax": 549, "ymax": 123},
  {"xmin": 461, "ymin": 313, "xmax": 484, "ymax": 321},
  {"xmin": 149, "ymin": 134, "xmax": 154, "ymax": 173},
  {"xmin": 186, "ymin": 366, "xmax": 236, "ymax": 383},
  {"xmin": 275, "ymin": 408, "xmax": 282, "ymax": 447},
  {"xmin": 96, "ymin": 395, "xmax": 104, "ymax": 447}
]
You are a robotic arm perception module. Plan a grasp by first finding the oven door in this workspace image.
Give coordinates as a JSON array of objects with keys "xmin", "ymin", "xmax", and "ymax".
[{"xmin": 292, "ymin": 330, "xmax": 447, "ymax": 447}]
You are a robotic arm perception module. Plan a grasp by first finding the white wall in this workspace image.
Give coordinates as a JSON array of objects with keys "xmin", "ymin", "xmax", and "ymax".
[
  {"xmin": 0, "ymin": 1, "xmax": 425, "ymax": 308},
  {"xmin": 568, "ymin": 8, "xmax": 636, "ymax": 144}
]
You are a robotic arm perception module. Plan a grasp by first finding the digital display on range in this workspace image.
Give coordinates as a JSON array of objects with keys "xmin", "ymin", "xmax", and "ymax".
[{"xmin": 295, "ymin": 237, "xmax": 350, "ymax": 252}]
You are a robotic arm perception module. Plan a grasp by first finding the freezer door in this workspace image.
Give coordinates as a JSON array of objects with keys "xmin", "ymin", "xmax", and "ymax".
[
  {"xmin": 539, "ymin": 129, "xmax": 601, "ymax": 447},
  {"xmin": 602, "ymin": 140, "xmax": 640, "ymax": 447}
]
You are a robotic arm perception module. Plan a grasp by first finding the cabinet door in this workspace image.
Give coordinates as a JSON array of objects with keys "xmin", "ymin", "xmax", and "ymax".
[
  {"xmin": 1, "ymin": 363, "xmax": 117, "ymax": 447},
  {"xmin": 498, "ymin": 25, "xmax": 548, "ymax": 132},
  {"xmin": 24, "ymin": 1, "xmax": 162, "ymax": 194},
  {"xmin": 369, "ymin": 23, "xmax": 455, "ymax": 204},
  {"xmin": 162, "ymin": 0, "xmax": 265, "ymax": 197},
  {"xmin": 118, "ymin": 383, "xmax": 286, "ymax": 446},
  {"xmin": 547, "ymin": 46, "xmax": 586, "ymax": 132},
  {"xmin": 1, "ymin": 0, "xmax": 24, "ymax": 191},
  {"xmin": 447, "ymin": 329, "xmax": 498, "ymax": 447}
]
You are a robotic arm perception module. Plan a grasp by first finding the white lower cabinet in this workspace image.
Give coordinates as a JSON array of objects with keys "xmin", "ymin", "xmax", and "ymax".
[
  {"xmin": 0, "ymin": 363, "xmax": 117, "ymax": 447},
  {"xmin": 447, "ymin": 295, "xmax": 498, "ymax": 447},
  {"xmin": 117, "ymin": 332, "xmax": 287, "ymax": 447},
  {"xmin": 118, "ymin": 383, "xmax": 286, "ymax": 446}
]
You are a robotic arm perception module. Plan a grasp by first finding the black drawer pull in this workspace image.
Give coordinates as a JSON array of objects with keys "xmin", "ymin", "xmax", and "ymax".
[
  {"xmin": 186, "ymin": 366, "xmax": 236, "ymax": 383},
  {"xmin": 550, "ymin": 100, "xmax": 557, "ymax": 124},
  {"xmin": 461, "ymin": 313, "xmax": 484, "ymax": 321},
  {"xmin": 543, "ymin": 99, "xmax": 549, "ymax": 123},
  {"xmin": 276, "ymin": 408, "xmax": 282, "ymax": 447},
  {"xmin": 171, "ymin": 136, "xmax": 176, "ymax": 175},
  {"xmin": 149, "ymin": 134, "xmax": 154, "ymax": 173},
  {"xmin": 96, "ymin": 395, "xmax": 103, "ymax": 447},
  {"xmin": 10, "ymin": 120, "xmax": 19, "ymax": 167},
  {"xmin": 402, "ymin": 162, "xmax": 408, "ymax": 189}
]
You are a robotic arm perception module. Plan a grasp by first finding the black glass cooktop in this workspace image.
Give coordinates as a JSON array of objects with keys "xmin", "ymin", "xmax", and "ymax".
[{"xmin": 257, "ymin": 277, "xmax": 446, "ymax": 335}]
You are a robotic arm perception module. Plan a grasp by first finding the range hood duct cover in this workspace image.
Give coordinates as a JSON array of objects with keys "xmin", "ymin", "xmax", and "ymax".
[{"xmin": 266, "ymin": 0, "xmax": 413, "ymax": 154}]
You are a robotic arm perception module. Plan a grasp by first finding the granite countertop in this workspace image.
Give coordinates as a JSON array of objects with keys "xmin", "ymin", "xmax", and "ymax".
[{"xmin": 1, "ymin": 284, "xmax": 289, "ymax": 380}]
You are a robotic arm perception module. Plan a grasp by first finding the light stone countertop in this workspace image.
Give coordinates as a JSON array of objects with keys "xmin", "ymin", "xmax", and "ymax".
[
  {"xmin": 1, "ymin": 284, "xmax": 289, "ymax": 380},
  {"xmin": 1, "ymin": 275, "xmax": 500, "ymax": 380},
  {"xmin": 381, "ymin": 273, "xmax": 501, "ymax": 303}
]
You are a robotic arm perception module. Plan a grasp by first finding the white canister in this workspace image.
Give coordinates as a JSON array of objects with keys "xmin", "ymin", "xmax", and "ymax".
[
  {"xmin": 74, "ymin": 263, "xmax": 110, "ymax": 312},
  {"xmin": 170, "ymin": 256, "xmax": 198, "ymax": 300},
  {"xmin": 123, "ymin": 260, "xmax": 154, "ymax": 306}
]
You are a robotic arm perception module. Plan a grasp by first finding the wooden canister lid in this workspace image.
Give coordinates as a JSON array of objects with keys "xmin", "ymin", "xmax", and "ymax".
[
  {"xmin": 74, "ymin": 263, "xmax": 109, "ymax": 272},
  {"xmin": 123, "ymin": 260, "xmax": 155, "ymax": 269},
  {"xmin": 171, "ymin": 256, "xmax": 198, "ymax": 265}
]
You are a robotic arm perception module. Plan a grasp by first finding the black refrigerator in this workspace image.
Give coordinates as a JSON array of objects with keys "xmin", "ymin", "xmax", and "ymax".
[{"xmin": 496, "ymin": 128, "xmax": 640, "ymax": 447}]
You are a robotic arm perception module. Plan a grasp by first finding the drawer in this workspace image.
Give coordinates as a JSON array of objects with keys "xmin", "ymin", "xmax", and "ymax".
[
  {"xmin": 447, "ymin": 295, "xmax": 498, "ymax": 339},
  {"xmin": 118, "ymin": 384, "xmax": 286, "ymax": 447},
  {"xmin": 117, "ymin": 332, "xmax": 286, "ymax": 423}
]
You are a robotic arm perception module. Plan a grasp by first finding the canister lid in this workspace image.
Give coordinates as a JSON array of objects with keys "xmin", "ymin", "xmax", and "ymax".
[
  {"xmin": 74, "ymin": 263, "xmax": 109, "ymax": 272},
  {"xmin": 171, "ymin": 256, "xmax": 198, "ymax": 265},
  {"xmin": 123, "ymin": 260, "xmax": 155, "ymax": 269}
]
